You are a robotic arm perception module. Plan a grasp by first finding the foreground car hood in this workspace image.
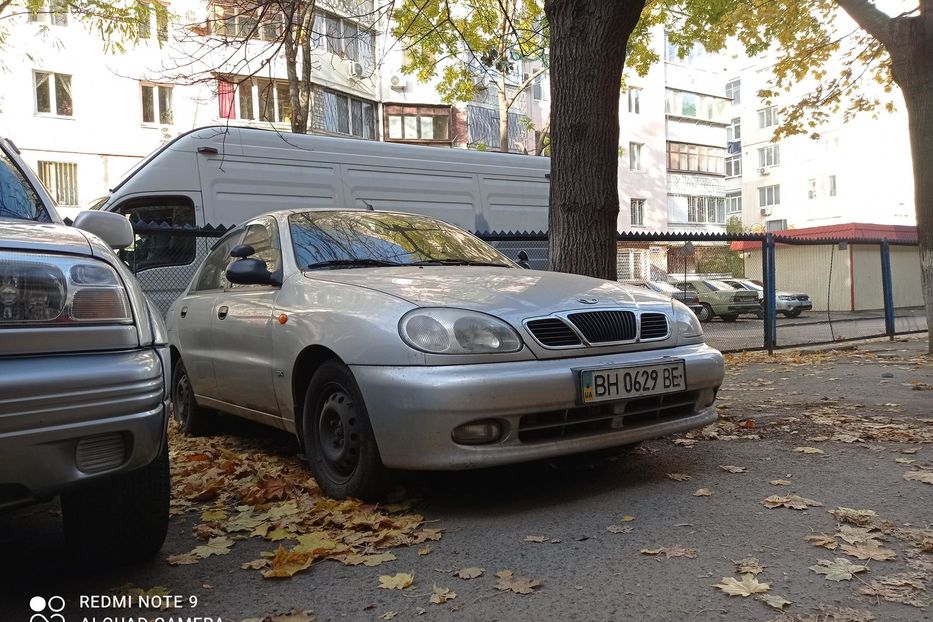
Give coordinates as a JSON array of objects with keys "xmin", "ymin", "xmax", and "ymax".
[
  {"xmin": 306, "ymin": 267, "xmax": 669, "ymax": 316},
  {"xmin": 0, "ymin": 221, "xmax": 93, "ymax": 256}
]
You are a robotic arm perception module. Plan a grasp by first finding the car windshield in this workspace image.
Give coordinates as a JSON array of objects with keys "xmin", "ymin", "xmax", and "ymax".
[
  {"xmin": 0, "ymin": 144, "xmax": 52, "ymax": 222},
  {"xmin": 649, "ymin": 281, "xmax": 679, "ymax": 293},
  {"xmin": 704, "ymin": 280, "xmax": 736, "ymax": 291},
  {"xmin": 289, "ymin": 211, "xmax": 514, "ymax": 270},
  {"xmin": 741, "ymin": 280, "xmax": 763, "ymax": 291}
]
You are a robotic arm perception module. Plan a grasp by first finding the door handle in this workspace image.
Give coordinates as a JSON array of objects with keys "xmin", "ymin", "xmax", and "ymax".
[
  {"xmin": 217, "ymin": 305, "xmax": 228, "ymax": 320},
  {"xmin": 180, "ymin": 306, "xmax": 187, "ymax": 318}
]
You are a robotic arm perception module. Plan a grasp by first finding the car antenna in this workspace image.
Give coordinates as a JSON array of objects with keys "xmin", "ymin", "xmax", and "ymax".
[{"xmin": 361, "ymin": 199, "xmax": 375, "ymax": 211}]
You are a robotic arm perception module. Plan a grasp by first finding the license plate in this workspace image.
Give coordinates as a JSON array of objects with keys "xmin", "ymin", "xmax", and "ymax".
[{"xmin": 579, "ymin": 361, "xmax": 686, "ymax": 404}]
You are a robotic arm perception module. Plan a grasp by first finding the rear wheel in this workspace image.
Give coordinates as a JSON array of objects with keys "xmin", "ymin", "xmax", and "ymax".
[
  {"xmin": 63, "ymin": 437, "xmax": 170, "ymax": 568},
  {"xmin": 784, "ymin": 309, "xmax": 803, "ymax": 318},
  {"xmin": 303, "ymin": 360, "xmax": 389, "ymax": 500},
  {"xmin": 696, "ymin": 303, "xmax": 714, "ymax": 323},
  {"xmin": 171, "ymin": 359, "xmax": 213, "ymax": 436},
  {"xmin": 720, "ymin": 314, "xmax": 739, "ymax": 323}
]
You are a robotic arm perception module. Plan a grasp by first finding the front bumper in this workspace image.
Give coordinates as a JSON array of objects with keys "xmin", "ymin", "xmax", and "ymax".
[
  {"xmin": 0, "ymin": 347, "xmax": 169, "ymax": 509},
  {"xmin": 777, "ymin": 299, "xmax": 812, "ymax": 312},
  {"xmin": 352, "ymin": 343, "xmax": 724, "ymax": 470}
]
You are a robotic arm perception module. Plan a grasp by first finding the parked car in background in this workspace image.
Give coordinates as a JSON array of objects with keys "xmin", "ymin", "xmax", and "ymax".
[
  {"xmin": 673, "ymin": 278, "xmax": 761, "ymax": 322},
  {"xmin": 167, "ymin": 209, "xmax": 725, "ymax": 500},
  {"xmin": 0, "ymin": 137, "xmax": 170, "ymax": 566},
  {"xmin": 641, "ymin": 281, "xmax": 704, "ymax": 317},
  {"xmin": 720, "ymin": 278, "xmax": 813, "ymax": 318}
]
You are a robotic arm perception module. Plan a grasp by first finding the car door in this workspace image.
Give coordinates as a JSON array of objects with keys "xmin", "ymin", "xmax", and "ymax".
[
  {"xmin": 173, "ymin": 229, "xmax": 242, "ymax": 399},
  {"xmin": 210, "ymin": 217, "xmax": 282, "ymax": 418}
]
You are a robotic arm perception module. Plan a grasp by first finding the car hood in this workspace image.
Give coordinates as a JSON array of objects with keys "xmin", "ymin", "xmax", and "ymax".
[
  {"xmin": 0, "ymin": 221, "xmax": 93, "ymax": 255},
  {"xmin": 305, "ymin": 267, "xmax": 671, "ymax": 317}
]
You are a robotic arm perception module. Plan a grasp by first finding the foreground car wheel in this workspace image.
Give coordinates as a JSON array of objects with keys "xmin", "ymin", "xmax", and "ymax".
[
  {"xmin": 303, "ymin": 360, "xmax": 389, "ymax": 501},
  {"xmin": 172, "ymin": 359, "xmax": 213, "ymax": 435},
  {"xmin": 697, "ymin": 303, "xmax": 714, "ymax": 323},
  {"xmin": 62, "ymin": 437, "xmax": 170, "ymax": 567},
  {"xmin": 720, "ymin": 313, "xmax": 739, "ymax": 322}
]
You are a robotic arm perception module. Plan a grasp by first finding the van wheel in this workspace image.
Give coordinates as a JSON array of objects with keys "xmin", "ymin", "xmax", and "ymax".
[
  {"xmin": 172, "ymin": 360, "xmax": 213, "ymax": 435},
  {"xmin": 697, "ymin": 304, "xmax": 714, "ymax": 323},
  {"xmin": 63, "ymin": 437, "xmax": 170, "ymax": 568},
  {"xmin": 303, "ymin": 360, "xmax": 389, "ymax": 501}
]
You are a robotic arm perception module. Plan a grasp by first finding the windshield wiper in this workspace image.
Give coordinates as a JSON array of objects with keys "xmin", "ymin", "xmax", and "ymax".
[
  {"xmin": 410, "ymin": 259, "xmax": 511, "ymax": 267},
  {"xmin": 305, "ymin": 259, "xmax": 403, "ymax": 270}
]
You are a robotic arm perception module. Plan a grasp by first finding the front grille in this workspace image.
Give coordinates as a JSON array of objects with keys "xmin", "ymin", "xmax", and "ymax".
[
  {"xmin": 75, "ymin": 433, "xmax": 127, "ymax": 473},
  {"xmin": 526, "ymin": 318, "xmax": 582, "ymax": 347},
  {"xmin": 796, "ymin": 295, "xmax": 810, "ymax": 301},
  {"xmin": 567, "ymin": 310, "xmax": 636, "ymax": 344},
  {"xmin": 518, "ymin": 391, "xmax": 700, "ymax": 443},
  {"xmin": 639, "ymin": 313, "xmax": 668, "ymax": 340}
]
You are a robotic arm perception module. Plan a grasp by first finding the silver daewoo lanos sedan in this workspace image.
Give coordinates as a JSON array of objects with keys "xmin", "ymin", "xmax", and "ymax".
[{"xmin": 167, "ymin": 209, "xmax": 725, "ymax": 499}]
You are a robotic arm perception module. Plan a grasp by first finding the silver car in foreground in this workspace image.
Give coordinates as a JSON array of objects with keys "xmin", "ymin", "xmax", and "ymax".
[
  {"xmin": 0, "ymin": 137, "xmax": 170, "ymax": 565},
  {"xmin": 168, "ymin": 209, "xmax": 725, "ymax": 499}
]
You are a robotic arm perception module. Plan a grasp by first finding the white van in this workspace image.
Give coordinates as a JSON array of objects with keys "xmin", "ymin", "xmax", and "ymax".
[{"xmin": 95, "ymin": 125, "xmax": 551, "ymax": 312}]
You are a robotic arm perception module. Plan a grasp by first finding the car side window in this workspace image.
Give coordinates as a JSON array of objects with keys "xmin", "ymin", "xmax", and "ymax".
[
  {"xmin": 240, "ymin": 219, "xmax": 282, "ymax": 275},
  {"xmin": 0, "ymin": 151, "xmax": 51, "ymax": 222},
  {"xmin": 191, "ymin": 231, "xmax": 241, "ymax": 292},
  {"xmin": 116, "ymin": 196, "xmax": 196, "ymax": 271}
]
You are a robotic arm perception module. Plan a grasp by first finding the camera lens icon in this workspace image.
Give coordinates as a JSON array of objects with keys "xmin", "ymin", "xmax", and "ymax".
[
  {"xmin": 30, "ymin": 595, "xmax": 65, "ymax": 613},
  {"xmin": 29, "ymin": 597, "xmax": 47, "ymax": 612}
]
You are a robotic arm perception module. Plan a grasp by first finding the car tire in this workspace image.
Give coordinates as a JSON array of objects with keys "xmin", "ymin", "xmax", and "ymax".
[
  {"xmin": 172, "ymin": 359, "xmax": 214, "ymax": 436},
  {"xmin": 784, "ymin": 309, "xmax": 803, "ymax": 318},
  {"xmin": 303, "ymin": 360, "xmax": 390, "ymax": 501},
  {"xmin": 697, "ymin": 303, "xmax": 714, "ymax": 323},
  {"xmin": 62, "ymin": 436, "xmax": 170, "ymax": 568},
  {"xmin": 721, "ymin": 314, "xmax": 739, "ymax": 322}
]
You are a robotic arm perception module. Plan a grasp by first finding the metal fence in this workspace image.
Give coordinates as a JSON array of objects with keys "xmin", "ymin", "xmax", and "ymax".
[{"xmin": 126, "ymin": 222, "xmax": 927, "ymax": 353}]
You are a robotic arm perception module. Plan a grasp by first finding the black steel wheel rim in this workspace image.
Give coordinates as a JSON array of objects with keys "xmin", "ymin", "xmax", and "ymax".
[
  {"xmin": 317, "ymin": 385, "xmax": 361, "ymax": 478},
  {"xmin": 174, "ymin": 374, "xmax": 191, "ymax": 424}
]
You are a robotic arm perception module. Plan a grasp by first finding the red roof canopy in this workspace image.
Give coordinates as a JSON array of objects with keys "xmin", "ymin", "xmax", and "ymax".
[{"xmin": 730, "ymin": 222, "xmax": 918, "ymax": 251}]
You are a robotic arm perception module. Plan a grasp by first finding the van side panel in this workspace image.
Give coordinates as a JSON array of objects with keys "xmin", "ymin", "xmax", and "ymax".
[{"xmin": 479, "ymin": 175, "xmax": 549, "ymax": 233}]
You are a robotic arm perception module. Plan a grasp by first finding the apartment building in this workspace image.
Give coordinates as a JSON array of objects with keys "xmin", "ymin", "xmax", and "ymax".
[{"xmin": 0, "ymin": 0, "xmax": 546, "ymax": 216}]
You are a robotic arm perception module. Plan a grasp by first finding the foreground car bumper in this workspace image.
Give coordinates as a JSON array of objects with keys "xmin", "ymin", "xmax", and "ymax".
[
  {"xmin": 777, "ymin": 300, "xmax": 812, "ymax": 312},
  {"xmin": 0, "ymin": 348, "xmax": 169, "ymax": 509},
  {"xmin": 353, "ymin": 343, "xmax": 724, "ymax": 470}
]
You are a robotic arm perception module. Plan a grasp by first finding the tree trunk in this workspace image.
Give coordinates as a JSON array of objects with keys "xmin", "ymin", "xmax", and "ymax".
[
  {"xmin": 498, "ymin": 74, "xmax": 509, "ymax": 152},
  {"xmin": 544, "ymin": 0, "xmax": 645, "ymax": 280}
]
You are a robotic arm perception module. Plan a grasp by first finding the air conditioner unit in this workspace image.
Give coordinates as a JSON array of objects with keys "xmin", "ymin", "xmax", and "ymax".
[
  {"xmin": 389, "ymin": 75, "xmax": 406, "ymax": 92},
  {"xmin": 758, "ymin": 167, "xmax": 769, "ymax": 175},
  {"xmin": 345, "ymin": 60, "xmax": 365, "ymax": 80},
  {"xmin": 760, "ymin": 207, "xmax": 772, "ymax": 217}
]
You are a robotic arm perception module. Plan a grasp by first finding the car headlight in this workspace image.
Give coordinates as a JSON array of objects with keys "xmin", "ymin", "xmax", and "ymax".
[
  {"xmin": 671, "ymin": 300, "xmax": 703, "ymax": 340},
  {"xmin": 778, "ymin": 295, "xmax": 794, "ymax": 301},
  {"xmin": 0, "ymin": 250, "xmax": 131, "ymax": 325},
  {"xmin": 399, "ymin": 308, "xmax": 523, "ymax": 354}
]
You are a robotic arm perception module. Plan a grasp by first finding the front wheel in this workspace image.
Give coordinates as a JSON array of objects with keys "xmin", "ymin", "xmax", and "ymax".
[
  {"xmin": 720, "ymin": 314, "xmax": 739, "ymax": 322},
  {"xmin": 171, "ymin": 359, "xmax": 214, "ymax": 436},
  {"xmin": 696, "ymin": 303, "xmax": 714, "ymax": 323},
  {"xmin": 63, "ymin": 437, "xmax": 170, "ymax": 567},
  {"xmin": 303, "ymin": 360, "xmax": 389, "ymax": 500},
  {"xmin": 783, "ymin": 309, "xmax": 803, "ymax": 318}
]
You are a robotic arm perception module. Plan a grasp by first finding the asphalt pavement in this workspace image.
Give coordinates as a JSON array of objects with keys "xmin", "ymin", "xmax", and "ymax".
[{"xmin": 1, "ymin": 336, "xmax": 931, "ymax": 622}]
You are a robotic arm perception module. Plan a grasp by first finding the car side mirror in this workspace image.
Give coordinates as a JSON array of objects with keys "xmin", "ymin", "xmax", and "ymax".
[
  {"xmin": 516, "ymin": 250, "xmax": 530, "ymax": 269},
  {"xmin": 72, "ymin": 211, "xmax": 134, "ymax": 250},
  {"xmin": 230, "ymin": 244, "xmax": 255, "ymax": 259},
  {"xmin": 226, "ymin": 258, "xmax": 281, "ymax": 286}
]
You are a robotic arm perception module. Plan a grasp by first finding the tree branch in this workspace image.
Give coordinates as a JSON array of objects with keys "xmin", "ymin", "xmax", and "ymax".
[
  {"xmin": 834, "ymin": 0, "xmax": 893, "ymax": 47},
  {"xmin": 505, "ymin": 64, "xmax": 546, "ymax": 108}
]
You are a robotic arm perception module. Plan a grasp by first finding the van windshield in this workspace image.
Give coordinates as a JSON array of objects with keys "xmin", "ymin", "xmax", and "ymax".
[{"xmin": 289, "ymin": 211, "xmax": 513, "ymax": 270}]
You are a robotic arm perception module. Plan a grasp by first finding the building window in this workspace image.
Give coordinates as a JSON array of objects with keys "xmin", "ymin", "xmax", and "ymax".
[
  {"xmin": 224, "ymin": 78, "xmax": 292, "ymax": 124},
  {"xmin": 28, "ymin": 0, "xmax": 68, "ymax": 25},
  {"xmin": 725, "ymin": 78, "xmax": 740, "ymax": 104},
  {"xmin": 726, "ymin": 192, "xmax": 742, "ymax": 215},
  {"xmin": 323, "ymin": 89, "xmax": 376, "ymax": 139},
  {"xmin": 141, "ymin": 83, "xmax": 173, "ymax": 125},
  {"xmin": 630, "ymin": 199, "xmax": 645, "ymax": 227},
  {"xmin": 766, "ymin": 219, "xmax": 787, "ymax": 232},
  {"xmin": 617, "ymin": 249, "xmax": 648, "ymax": 281},
  {"xmin": 137, "ymin": 2, "xmax": 169, "ymax": 41},
  {"xmin": 829, "ymin": 174, "xmax": 837, "ymax": 196},
  {"xmin": 725, "ymin": 155, "xmax": 741, "ymax": 177},
  {"xmin": 386, "ymin": 107, "xmax": 450, "ymax": 142},
  {"xmin": 727, "ymin": 118, "xmax": 741, "ymax": 143},
  {"xmin": 312, "ymin": 13, "xmax": 375, "ymax": 69},
  {"xmin": 37, "ymin": 161, "xmax": 78, "ymax": 206},
  {"xmin": 532, "ymin": 75, "xmax": 548, "ymax": 101},
  {"xmin": 665, "ymin": 89, "xmax": 729, "ymax": 123},
  {"xmin": 667, "ymin": 142, "xmax": 724, "ymax": 175},
  {"xmin": 664, "ymin": 33, "xmax": 706, "ymax": 65},
  {"xmin": 34, "ymin": 71, "xmax": 73, "ymax": 116},
  {"xmin": 808, "ymin": 178, "xmax": 817, "ymax": 199},
  {"xmin": 212, "ymin": 5, "xmax": 284, "ymax": 42},
  {"xmin": 758, "ymin": 184, "xmax": 781, "ymax": 207},
  {"xmin": 686, "ymin": 196, "xmax": 726, "ymax": 224},
  {"xmin": 627, "ymin": 87, "xmax": 641, "ymax": 114},
  {"xmin": 758, "ymin": 144, "xmax": 780, "ymax": 168},
  {"xmin": 629, "ymin": 142, "xmax": 644, "ymax": 172},
  {"xmin": 758, "ymin": 105, "xmax": 779, "ymax": 128}
]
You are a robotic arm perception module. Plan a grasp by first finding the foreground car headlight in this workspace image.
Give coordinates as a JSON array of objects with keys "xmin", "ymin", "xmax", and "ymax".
[
  {"xmin": 399, "ymin": 308, "xmax": 523, "ymax": 354},
  {"xmin": 0, "ymin": 251, "xmax": 131, "ymax": 325},
  {"xmin": 671, "ymin": 300, "xmax": 703, "ymax": 340},
  {"xmin": 778, "ymin": 295, "xmax": 795, "ymax": 301}
]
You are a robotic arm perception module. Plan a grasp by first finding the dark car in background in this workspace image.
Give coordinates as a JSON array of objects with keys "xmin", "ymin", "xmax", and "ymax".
[{"xmin": 642, "ymin": 281, "xmax": 704, "ymax": 317}]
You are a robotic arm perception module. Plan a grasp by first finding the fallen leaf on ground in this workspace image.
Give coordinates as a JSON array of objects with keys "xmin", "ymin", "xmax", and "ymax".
[
  {"xmin": 804, "ymin": 534, "xmax": 838, "ymax": 550},
  {"xmin": 418, "ymin": 546, "xmax": 432, "ymax": 556},
  {"xmin": 166, "ymin": 553, "xmax": 200, "ymax": 566},
  {"xmin": 411, "ymin": 529, "xmax": 443, "ymax": 544},
  {"xmin": 241, "ymin": 559, "xmax": 270, "ymax": 570},
  {"xmin": 641, "ymin": 546, "xmax": 697, "ymax": 559},
  {"xmin": 621, "ymin": 515, "xmax": 635, "ymax": 522},
  {"xmin": 667, "ymin": 473, "xmax": 692, "ymax": 481},
  {"xmin": 735, "ymin": 557, "xmax": 763, "ymax": 575},
  {"xmin": 379, "ymin": 613, "xmax": 396, "ymax": 620},
  {"xmin": 524, "ymin": 535, "xmax": 547, "ymax": 543},
  {"xmin": 840, "ymin": 542, "xmax": 896, "ymax": 561},
  {"xmin": 241, "ymin": 609, "xmax": 314, "ymax": 622},
  {"xmin": 292, "ymin": 533, "xmax": 337, "ymax": 555},
  {"xmin": 261, "ymin": 546, "xmax": 314, "ymax": 579},
  {"xmin": 758, "ymin": 594, "xmax": 791, "ymax": 610},
  {"xmin": 895, "ymin": 457, "xmax": 915, "ymax": 464},
  {"xmin": 714, "ymin": 575, "xmax": 770, "ymax": 597},
  {"xmin": 859, "ymin": 574, "xmax": 932, "ymax": 608},
  {"xmin": 794, "ymin": 447, "xmax": 825, "ymax": 454},
  {"xmin": 429, "ymin": 585, "xmax": 456, "ymax": 604},
  {"xmin": 607, "ymin": 525, "xmax": 634, "ymax": 534},
  {"xmin": 455, "ymin": 567, "xmax": 484, "ymax": 579},
  {"xmin": 378, "ymin": 573, "xmax": 414, "ymax": 590},
  {"xmin": 810, "ymin": 558, "xmax": 868, "ymax": 581},
  {"xmin": 191, "ymin": 536, "xmax": 234, "ymax": 558},
  {"xmin": 719, "ymin": 465, "xmax": 747, "ymax": 473},
  {"xmin": 830, "ymin": 507, "xmax": 892, "ymax": 530},
  {"xmin": 762, "ymin": 495, "xmax": 823, "ymax": 510},
  {"xmin": 693, "ymin": 488, "xmax": 713, "ymax": 496},
  {"xmin": 494, "ymin": 570, "xmax": 541, "ymax": 594},
  {"xmin": 903, "ymin": 470, "xmax": 933, "ymax": 484},
  {"xmin": 769, "ymin": 479, "xmax": 792, "ymax": 486},
  {"xmin": 836, "ymin": 525, "xmax": 884, "ymax": 545}
]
